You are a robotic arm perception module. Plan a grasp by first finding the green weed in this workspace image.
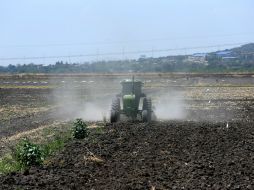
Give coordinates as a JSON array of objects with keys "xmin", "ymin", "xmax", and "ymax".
[
  {"xmin": 13, "ymin": 138, "xmax": 44, "ymax": 167},
  {"xmin": 72, "ymin": 118, "xmax": 88, "ymax": 139}
]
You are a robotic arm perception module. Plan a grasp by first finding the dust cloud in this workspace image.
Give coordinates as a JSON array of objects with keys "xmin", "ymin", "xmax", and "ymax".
[
  {"xmin": 52, "ymin": 78, "xmax": 187, "ymax": 122},
  {"xmin": 76, "ymin": 101, "xmax": 110, "ymax": 121},
  {"xmin": 51, "ymin": 78, "xmax": 114, "ymax": 121},
  {"xmin": 154, "ymin": 91, "xmax": 186, "ymax": 120}
]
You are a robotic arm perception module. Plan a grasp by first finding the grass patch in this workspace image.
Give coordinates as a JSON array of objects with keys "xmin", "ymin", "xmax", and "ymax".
[
  {"xmin": 0, "ymin": 121, "xmax": 104, "ymax": 174},
  {"xmin": 0, "ymin": 131, "xmax": 72, "ymax": 174},
  {"xmin": 0, "ymin": 154, "xmax": 21, "ymax": 174},
  {"xmin": 41, "ymin": 133, "xmax": 72, "ymax": 158},
  {"xmin": 94, "ymin": 127, "xmax": 104, "ymax": 135}
]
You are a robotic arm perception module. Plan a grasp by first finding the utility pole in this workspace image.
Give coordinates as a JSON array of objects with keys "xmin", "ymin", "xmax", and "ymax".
[
  {"xmin": 96, "ymin": 49, "xmax": 99, "ymax": 62},
  {"xmin": 122, "ymin": 47, "xmax": 125, "ymax": 60}
]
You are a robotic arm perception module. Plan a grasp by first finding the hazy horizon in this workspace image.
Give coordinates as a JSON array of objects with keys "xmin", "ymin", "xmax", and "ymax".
[{"xmin": 1, "ymin": 0, "xmax": 254, "ymax": 66}]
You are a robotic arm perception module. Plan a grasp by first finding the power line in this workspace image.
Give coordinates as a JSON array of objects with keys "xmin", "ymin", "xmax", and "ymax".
[
  {"xmin": 0, "ymin": 42, "xmax": 250, "ymax": 61},
  {"xmin": 0, "ymin": 33, "xmax": 253, "ymax": 48}
]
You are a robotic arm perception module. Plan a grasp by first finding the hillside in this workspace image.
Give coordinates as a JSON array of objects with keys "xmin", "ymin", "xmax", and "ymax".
[
  {"xmin": 231, "ymin": 43, "xmax": 254, "ymax": 54},
  {"xmin": 0, "ymin": 43, "xmax": 254, "ymax": 73}
]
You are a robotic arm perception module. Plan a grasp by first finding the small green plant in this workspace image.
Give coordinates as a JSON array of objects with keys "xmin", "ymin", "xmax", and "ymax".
[
  {"xmin": 0, "ymin": 154, "xmax": 21, "ymax": 174},
  {"xmin": 95, "ymin": 127, "xmax": 104, "ymax": 134},
  {"xmin": 72, "ymin": 118, "xmax": 88, "ymax": 139},
  {"xmin": 42, "ymin": 136, "xmax": 65, "ymax": 157},
  {"xmin": 13, "ymin": 138, "xmax": 44, "ymax": 167}
]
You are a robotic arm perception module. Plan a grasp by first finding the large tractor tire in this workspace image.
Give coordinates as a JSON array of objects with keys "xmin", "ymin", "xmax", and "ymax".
[
  {"xmin": 142, "ymin": 97, "xmax": 152, "ymax": 122},
  {"xmin": 142, "ymin": 110, "xmax": 148, "ymax": 122},
  {"xmin": 110, "ymin": 97, "xmax": 120, "ymax": 123}
]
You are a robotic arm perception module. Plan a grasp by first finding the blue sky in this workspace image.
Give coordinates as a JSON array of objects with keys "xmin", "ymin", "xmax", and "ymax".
[{"xmin": 0, "ymin": 0, "xmax": 254, "ymax": 65}]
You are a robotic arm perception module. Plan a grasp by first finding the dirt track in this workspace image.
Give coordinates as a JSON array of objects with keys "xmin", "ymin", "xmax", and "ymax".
[{"xmin": 1, "ymin": 121, "xmax": 253, "ymax": 190}]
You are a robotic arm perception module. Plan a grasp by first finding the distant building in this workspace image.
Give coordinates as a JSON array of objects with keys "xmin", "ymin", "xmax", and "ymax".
[
  {"xmin": 222, "ymin": 56, "xmax": 237, "ymax": 60},
  {"xmin": 215, "ymin": 50, "xmax": 232, "ymax": 57},
  {"xmin": 185, "ymin": 53, "xmax": 207, "ymax": 64},
  {"xmin": 140, "ymin": 55, "xmax": 146, "ymax": 59},
  {"xmin": 192, "ymin": 53, "xmax": 207, "ymax": 57}
]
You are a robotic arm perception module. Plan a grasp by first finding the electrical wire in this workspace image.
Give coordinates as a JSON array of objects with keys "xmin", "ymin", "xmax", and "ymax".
[
  {"xmin": 0, "ymin": 32, "xmax": 253, "ymax": 48},
  {"xmin": 0, "ymin": 42, "xmax": 251, "ymax": 61}
]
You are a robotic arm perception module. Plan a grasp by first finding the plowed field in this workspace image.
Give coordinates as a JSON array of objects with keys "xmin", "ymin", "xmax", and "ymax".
[
  {"xmin": 0, "ymin": 74, "xmax": 253, "ymax": 189},
  {"xmin": 1, "ymin": 121, "xmax": 253, "ymax": 190}
]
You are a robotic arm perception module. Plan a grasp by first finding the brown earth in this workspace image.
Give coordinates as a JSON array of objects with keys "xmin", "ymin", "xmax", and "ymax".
[
  {"xmin": 0, "ymin": 120, "xmax": 253, "ymax": 190},
  {"xmin": 0, "ymin": 75, "xmax": 254, "ymax": 189}
]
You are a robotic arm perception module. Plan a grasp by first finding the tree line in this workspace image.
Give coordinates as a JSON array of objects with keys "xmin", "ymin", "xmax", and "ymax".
[{"xmin": 1, "ymin": 44, "xmax": 253, "ymax": 73}]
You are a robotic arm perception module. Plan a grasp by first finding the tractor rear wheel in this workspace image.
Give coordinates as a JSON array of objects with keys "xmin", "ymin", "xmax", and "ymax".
[
  {"xmin": 142, "ymin": 110, "xmax": 148, "ymax": 122},
  {"xmin": 142, "ymin": 97, "xmax": 152, "ymax": 122},
  {"xmin": 110, "ymin": 97, "xmax": 120, "ymax": 123}
]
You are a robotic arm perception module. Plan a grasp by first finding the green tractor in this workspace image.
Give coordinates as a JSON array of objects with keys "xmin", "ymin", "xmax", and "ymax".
[{"xmin": 110, "ymin": 77, "xmax": 153, "ymax": 123}]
